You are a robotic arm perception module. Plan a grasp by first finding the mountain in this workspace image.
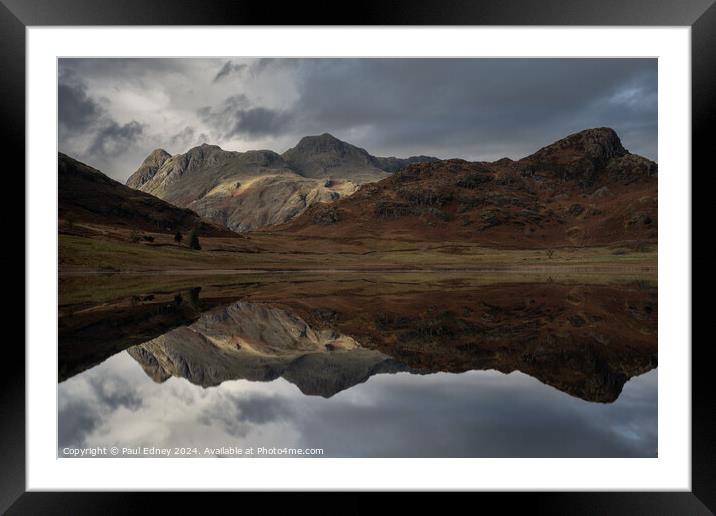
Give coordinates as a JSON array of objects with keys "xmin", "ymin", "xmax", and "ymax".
[
  {"xmin": 120, "ymin": 280, "xmax": 657, "ymax": 402},
  {"xmin": 284, "ymin": 280, "xmax": 657, "ymax": 403},
  {"xmin": 58, "ymin": 287, "xmax": 234, "ymax": 382},
  {"xmin": 125, "ymin": 148, "xmax": 172, "ymax": 189},
  {"xmin": 282, "ymin": 133, "xmax": 390, "ymax": 182},
  {"xmin": 58, "ymin": 269, "xmax": 656, "ymax": 402},
  {"xmin": 127, "ymin": 300, "xmax": 409, "ymax": 397},
  {"xmin": 125, "ymin": 135, "xmax": 438, "ymax": 232},
  {"xmin": 58, "ymin": 153, "xmax": 233, "ymax": 237},
  {"xmin": 284, "ymin": 128, "xmax": 658, "ymax": 247}
]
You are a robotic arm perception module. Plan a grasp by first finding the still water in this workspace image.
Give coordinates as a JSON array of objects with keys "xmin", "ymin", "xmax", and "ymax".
[{"xmin": 58, "ymin": 274, "xmax": 657, "ymax": 458}]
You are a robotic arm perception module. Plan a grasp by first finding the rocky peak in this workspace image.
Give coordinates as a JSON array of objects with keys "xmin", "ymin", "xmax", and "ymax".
[
  {"xmin": 282, "ymin": 133, "xmax": 378, "ymax": 180},
  {"xmin": 144, "ymin": 148, "xmax": 172, "ymax": 166},
  {"xmin": 296, "ymin": 133, "xmax": 346, "ymax": 150},
  {"xmin": 519, "ymin": 128, "xmax": 630, "ymax": 185},
  {"xmin": 286, "ymin": 133, "xmax": 371, "ymax": 161},
  {"xmin": 238, "ymin": 149, "xmax": 287, "ymax": 167},
  {"xmin": 126, "ymin": 148, "xmax": 172, "ymax": 189},
  {"xmin": 184, "ymin": 143, "xmax": 224, "ymax": 159},
  {"xmin": 170, "ymin": 143, "xmax": 236, "ymax": 176},
  {"xmin": 528, "ymin": 128, "xmax": 627, "ymax": 163}
]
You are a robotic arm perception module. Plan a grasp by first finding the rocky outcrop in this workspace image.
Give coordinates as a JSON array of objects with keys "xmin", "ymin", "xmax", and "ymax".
[
  {"xmin": 127, "ymin": 300, "xmax": 408, "ymax": 397},
  {"xmin": 126, "ymin": 135, "xmax": 437, "ymax": 232},
  {"xmin": 181, "ymin": 175, "xmax": 357, "ymax": 233},
  {"xmin": 282, "ymin": 133, "xmax": 389, "ymax": 182},
  {"xmin": 374, "ymin": 155, "xmax": 440, "ymax": 173},
  {"xmin": 518, "ymin": 127, "xmax": 629, "ymax": 185},
  {"xmin": 126, "ymin": 148, "xmax": 171, "ymax": 189},
  {"xmin": 285, "ymin": 128, "xmax": 658, "ymax": 247}
]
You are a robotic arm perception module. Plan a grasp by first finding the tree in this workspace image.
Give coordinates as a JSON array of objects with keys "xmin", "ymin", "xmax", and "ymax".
[
  {"xmin": 188, "ymin": 229, "xmax": 201, "ymax": 250},
  {"xmin": 174, "ymin": 231, "xmax": 183, "ymax": 244}
]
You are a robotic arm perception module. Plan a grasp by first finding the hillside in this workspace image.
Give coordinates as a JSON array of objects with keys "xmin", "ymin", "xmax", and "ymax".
[
  {"xmin": 125, "ymin": 134, "xmax": 437, "ymax": 232},
  {"xmin": 58, "ymin": 153, "xmax": 233, "ymax": 237},
  {"xmin": 284, "ymin": 128, "xmax": 658, "ymax": 248}
]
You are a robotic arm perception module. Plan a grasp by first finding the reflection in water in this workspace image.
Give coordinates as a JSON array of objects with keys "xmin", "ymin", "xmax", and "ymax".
[{"xmin": 58, "ymin": 276, "xmax": 657, "ymax": 457}]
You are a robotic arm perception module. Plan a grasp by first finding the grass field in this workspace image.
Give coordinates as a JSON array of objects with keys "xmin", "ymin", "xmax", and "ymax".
[{"xmin": 59, "ymin": 227, "xmax": 657, "ymax": 274}]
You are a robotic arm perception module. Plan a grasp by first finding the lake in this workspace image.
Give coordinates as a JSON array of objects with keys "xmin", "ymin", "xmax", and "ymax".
[{"xmin": 58, "ymin": 272, "xmax": 657, "ymax": 458}]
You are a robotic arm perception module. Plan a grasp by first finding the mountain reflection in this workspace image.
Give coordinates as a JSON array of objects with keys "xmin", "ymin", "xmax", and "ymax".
[{"xmin": 59, "ymin": 277, "xmax": 657, "ymax": 403}]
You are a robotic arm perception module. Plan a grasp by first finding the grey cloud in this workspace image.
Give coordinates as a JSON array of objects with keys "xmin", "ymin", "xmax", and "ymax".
[
  {"xmin": 234, "ymin": 394, "xmax": 292, "ymax": 424},
  {"xmin": 286, "ymin": 58, "xmax": 657, "ymax": 161},
  {"xmin": 200, "ymin": 95, "xmax": 293, "ymax": 138},
  {"xmin": 168, "ymin": 126, "xmax": 200, "ymax": 150},
  {"xmin": 290, "ymin": 370, "xmax": 658, "ymax": 458},
  {"xmin": 58, "ymin": 399, "xmax": 100, "ymax": 448},
  {"xmin": 58, "ymin": 82, "xmax": 103, "ymax": 132},
  {"xmin": 198, "ymin": 392, "xmax": 292, "ymax": 437},
  {"xmin": 58, "ymin": 66, "xmax": 147, "ymax": 178},
  {"xmin": 230, "ymin": 107, "xmax": 293, "ymax": 138},
  {"xmin": 88, "ymin": 120, "xmax": 145, "ymax": 158},
  {"xmin": 59, "ymin": 348, "xmax": 658, "ymax": 458},
  {"xmin": 58, "ymin": 58, "xmax": 657, "ymax": 182},
  {"xmin": 213, "ymin": 61, "xmax": 248, "ymax": 83},
  {"xmin": 88, "ymin": 375, "xmax": 143, "ymax": 411},
  {"xmin": 58, "ymin": 370, "xmax": 144, "ymax": 449}
]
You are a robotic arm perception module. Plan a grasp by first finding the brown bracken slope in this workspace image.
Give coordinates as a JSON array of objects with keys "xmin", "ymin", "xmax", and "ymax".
[
  {"xmin": 282, "ymin": 128, "xmax": 658, "ymax": 248},
  {"xmin": 59, "ymin": 153, "xmax": 235, "ymax": 237}
]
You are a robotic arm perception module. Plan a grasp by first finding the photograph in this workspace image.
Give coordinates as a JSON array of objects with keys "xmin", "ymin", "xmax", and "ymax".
[{"xmin": 56, "ymin": 57, "xmax": 659, "ymax": 459}]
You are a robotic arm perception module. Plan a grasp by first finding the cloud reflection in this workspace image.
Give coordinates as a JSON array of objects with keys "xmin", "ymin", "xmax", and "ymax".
[{"xmin": 58, "ymin": 352, "xmax": 657, "ymax": 457}]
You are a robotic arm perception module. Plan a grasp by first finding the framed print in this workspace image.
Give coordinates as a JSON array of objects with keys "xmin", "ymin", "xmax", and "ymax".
[{"xmin": 4, "ymin": 0, "xmax": 713, "ymax": 512}]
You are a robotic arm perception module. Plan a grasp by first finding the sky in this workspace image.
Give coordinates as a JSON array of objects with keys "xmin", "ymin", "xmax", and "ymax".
[
  {"xmin": 58, "ymin": 58, "xmax": 658, "ymax": 182},
  {"xmin": 59, "ymin": 351, "xmax": 657, "ymax": 458}
]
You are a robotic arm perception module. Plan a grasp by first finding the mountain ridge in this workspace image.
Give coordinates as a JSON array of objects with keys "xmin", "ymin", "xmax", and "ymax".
[
  {"xmin": 125, "ymin": 133, "xmax": 439, "ymax": 232},
  {"xmin": 282, "ymin": 128, "xmax": 658, "ymax": 247}
]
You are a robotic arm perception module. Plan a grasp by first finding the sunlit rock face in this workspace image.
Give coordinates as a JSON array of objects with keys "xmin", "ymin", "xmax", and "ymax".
[
  {"xmin": 127, "ymin": 301, "xmax": 408, "ymax": 397},
  {"xmin": 125, "ymin": 135, "xmax": 437, "ymax": 232}
]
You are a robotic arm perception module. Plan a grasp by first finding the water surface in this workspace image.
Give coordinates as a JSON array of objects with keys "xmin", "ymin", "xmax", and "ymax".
[{"xmin": 58, "ymin": 273, "xmax": 657, "ymax": 457}]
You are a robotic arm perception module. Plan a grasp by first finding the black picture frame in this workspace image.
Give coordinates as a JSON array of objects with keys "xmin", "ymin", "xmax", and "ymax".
[{"xmin": 4, "ymin": 0, "xmax": 713, "ymax": 512}]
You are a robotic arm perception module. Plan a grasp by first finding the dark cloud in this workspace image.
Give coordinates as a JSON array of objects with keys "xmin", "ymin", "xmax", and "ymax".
[
  {"xmin": 58, "ymin": 399, "xmax": 100, "ymax": 448},
  {"xmin": 58, "ymin": 82, "xmax": 102, "ymax": 132},
  {"xmin": 285, "ymin": 59, "xmax": 658, "ymax": 161},
  {"xmin": 58, "ymin": 65, "xmax": 147, "ymax": 177},
  {"xmin": 234, "ymin": 394, "xmax": 292, "ymax": 424},
  {"xmin": 88, "ymin": 120, "xmax": 145, "ymax": 158},
  {"xmin": 230, "ymin": 107, "xmax": 293, "ymax": 137},
  {"xmin": 199, "ymin": 95, "xmax": 293, "ymax": 138},
  {"xmin": 198, "ymin": 392, "xmax": 292, "ymax": 437},
  {"xmin": 213, "ymin": 61, "xmax": 248, "ymax": 83},
  {"xmin": 58, "ymin": 58, "xmax": 657, "ymax": 182},
  {"xmin": 58, "ymin": 370, "xmax": 144, "ymax": 449},
  {"xmin": 88, "ymin": 375, "xmax": 143, "ymax": 411}
]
